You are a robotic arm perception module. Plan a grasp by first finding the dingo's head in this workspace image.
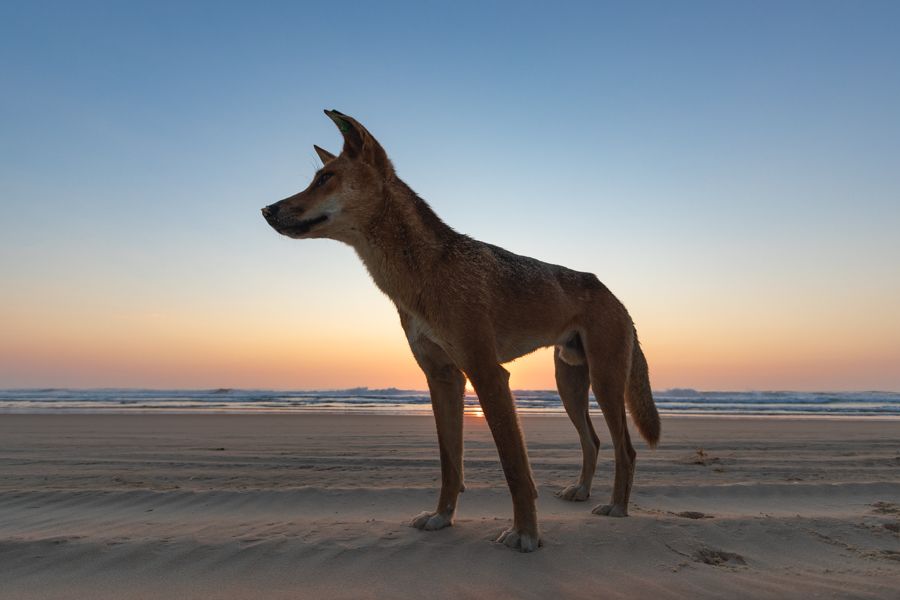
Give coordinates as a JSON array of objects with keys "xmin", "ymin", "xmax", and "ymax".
[{"xmin": 262, "ymin": 110, "xmax": 392, "ymax": 242}]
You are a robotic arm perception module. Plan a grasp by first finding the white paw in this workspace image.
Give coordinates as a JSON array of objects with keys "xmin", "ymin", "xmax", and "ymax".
[
  {"xmin": 495, "ymin": 527, "xmax": 542, "ymax": 552},
  {"xmin": 410, "ymin": 510, "xmax": 453, "ymax": 531},
  {"xmin": 592, "ymin": 503, "xmax": 628, "ymax": 517},
  {"xmin": 556, "ymin": 483, "xmax": 590, "ymax": 502}
]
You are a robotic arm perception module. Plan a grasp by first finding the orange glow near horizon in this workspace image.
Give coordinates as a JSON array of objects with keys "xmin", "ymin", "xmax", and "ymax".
[
  {"xmin": 3, "ymin": 306, "xmax": 899, "ymax": 391},
  {"xmin": 1, "ymin": 264, "xmax": 899, "ymax": 392}
]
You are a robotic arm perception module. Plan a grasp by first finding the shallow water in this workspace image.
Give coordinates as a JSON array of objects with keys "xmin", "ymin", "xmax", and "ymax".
[{"xmin": 1, "ymin": 388, "xmax": 898, "ymax": 417}]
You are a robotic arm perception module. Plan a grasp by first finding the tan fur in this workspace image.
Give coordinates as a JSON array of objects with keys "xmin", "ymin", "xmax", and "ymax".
[{"xmin": 262, "ymin": 110, "xmax": 660, "ymax": 552}]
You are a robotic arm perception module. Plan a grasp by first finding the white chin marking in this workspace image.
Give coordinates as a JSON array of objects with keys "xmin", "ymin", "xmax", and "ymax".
[{"xmin": 319, "ymin": 196, "xmax": 342, "ymax": 218}]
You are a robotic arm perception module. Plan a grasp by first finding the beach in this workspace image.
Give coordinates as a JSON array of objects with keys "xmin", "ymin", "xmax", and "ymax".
[{"xmin": 1, "ymin": 413, "xmax": 898, "ymax": 599}]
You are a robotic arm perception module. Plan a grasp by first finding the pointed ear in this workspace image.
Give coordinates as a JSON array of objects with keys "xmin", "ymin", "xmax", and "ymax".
[
  {"xmin": 313, "ymin": 145, "xmax": 336, "ymax": 164},
  {"xmin": 324, "ymin": 109, "xmax": 391, "ymax": 174},
  {"xmin": 324, "ymin": 109, "xmax": 365, "ymax": 157}
]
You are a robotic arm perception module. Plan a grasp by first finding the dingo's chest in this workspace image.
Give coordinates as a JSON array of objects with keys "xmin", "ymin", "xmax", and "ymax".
[{"xmin": 404, "ymin": 312, "xmax": 443, "ymax": 347}]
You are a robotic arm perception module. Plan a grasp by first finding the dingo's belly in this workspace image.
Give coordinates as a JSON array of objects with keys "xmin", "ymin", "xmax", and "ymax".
[
  {"xmin": 404, "ymin": 311, "xmax": 572, "ymax": 366},
  {"xmin": 495, "ymin": 329, "xmax": 571, "ymax": 364}
]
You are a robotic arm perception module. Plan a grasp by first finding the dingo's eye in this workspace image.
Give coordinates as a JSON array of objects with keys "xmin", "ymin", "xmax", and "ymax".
[{"xmin": 314, "ymin": 172, "xmax": 333, "ymax": 188}]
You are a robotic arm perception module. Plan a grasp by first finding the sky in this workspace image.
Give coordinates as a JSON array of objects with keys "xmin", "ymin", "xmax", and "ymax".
[{"xmin": 1, "ymin": 1, "xmax": 898, "ymax": 391}]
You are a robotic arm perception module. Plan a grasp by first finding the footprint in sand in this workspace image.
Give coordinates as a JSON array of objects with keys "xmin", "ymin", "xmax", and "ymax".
[
  {"xmin": 693, "ymin": 547, "xmax": 746, "ymax": 567},
  {"xmin": 876, "ymin": 549, "xmax": 900, "ymax": 562},
  {"xmin": 672, "ymin": 511, "xmax": 714, "ymax": 520},
  {"xmin": 871, "ymin": 501, "xmax": 900, "ymax": 515},
  {"xmin": 683, "ymin": 448, "xmax": 721, "ymax": 466}
]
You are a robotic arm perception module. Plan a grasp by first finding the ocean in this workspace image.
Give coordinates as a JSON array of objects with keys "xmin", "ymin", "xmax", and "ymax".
[{"xmin": 0, "ymin": 388, "xmax": 898, "ymax": 417}]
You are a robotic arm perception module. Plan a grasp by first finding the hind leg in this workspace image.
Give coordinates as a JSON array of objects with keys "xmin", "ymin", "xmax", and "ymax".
[
  {"xmin": 584, "ymin": 333, "xmax": 636, "ymax": 517},
  {"xmin": 553, "ymin": 346, "xmax": 599, "ymax": 502}
]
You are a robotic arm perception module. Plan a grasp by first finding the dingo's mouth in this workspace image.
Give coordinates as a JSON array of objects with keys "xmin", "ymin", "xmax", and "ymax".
[{"xmin": 284, "ymin": 213, "xmax": 329, "ymax": 236}]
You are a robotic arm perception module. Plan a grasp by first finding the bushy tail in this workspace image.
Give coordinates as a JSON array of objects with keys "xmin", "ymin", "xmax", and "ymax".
[{"xmin": 626, "ymin": 332, "xmax": 660, "ymax": 447}]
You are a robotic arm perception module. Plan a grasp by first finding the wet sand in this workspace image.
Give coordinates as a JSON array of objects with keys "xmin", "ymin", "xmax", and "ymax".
[{"xmin": 1, "ymin": 413, "xmax": 898, "ymax": 599}]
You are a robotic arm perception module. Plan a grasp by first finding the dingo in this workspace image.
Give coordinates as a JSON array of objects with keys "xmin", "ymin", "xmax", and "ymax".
[{"xmin": 262, "ymin": 110, "xmax": 659, "ymax": 552}]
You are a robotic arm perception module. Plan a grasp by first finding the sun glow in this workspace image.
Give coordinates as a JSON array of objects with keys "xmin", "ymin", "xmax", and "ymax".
[{"xmin": 462, "ymin": 379, "xmax": 483, "ymax": 417}]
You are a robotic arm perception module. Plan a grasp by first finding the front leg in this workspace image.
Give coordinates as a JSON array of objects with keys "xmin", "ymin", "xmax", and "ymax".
[
  {"xmin": 401, "ymin": 314, "xmax": 466, "ymax": 531},
  {"xmin": 466, "ymin": 361, "xmax": 541, "ymax": 552}
]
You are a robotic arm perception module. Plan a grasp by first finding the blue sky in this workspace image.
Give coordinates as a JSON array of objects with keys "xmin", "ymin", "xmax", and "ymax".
[{"xmin": 1, "ymin": 1, "xmax": 898, "ymax": 390}]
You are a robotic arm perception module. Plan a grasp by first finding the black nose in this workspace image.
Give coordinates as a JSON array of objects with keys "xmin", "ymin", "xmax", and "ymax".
[{"xmin": 262, "ymin": 204, "xmax": 280, "ymax": 221}]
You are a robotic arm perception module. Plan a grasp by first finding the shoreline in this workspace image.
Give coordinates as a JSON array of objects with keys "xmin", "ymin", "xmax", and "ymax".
[
  {"xmin": 1, "ymin": 408, "xmax": 899, "ymax": 420},
  {"xmin": 3, "ymin": 389, "xmax": 897, "ymax": 420}
]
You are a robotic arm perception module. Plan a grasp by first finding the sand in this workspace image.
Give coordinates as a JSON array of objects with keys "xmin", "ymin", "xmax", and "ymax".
[{"xmin": 0, "ymin": 413, "xmax": 898, "ymax": 599}]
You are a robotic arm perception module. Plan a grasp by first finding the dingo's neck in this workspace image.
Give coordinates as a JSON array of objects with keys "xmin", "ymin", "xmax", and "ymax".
[{"xmin": 348, "ymin": 183, "xmax": 459, "ymax": 310}]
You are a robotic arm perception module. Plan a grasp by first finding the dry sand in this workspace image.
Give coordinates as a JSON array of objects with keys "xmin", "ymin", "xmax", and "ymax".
[{"xmin": 0, "ymin": 413, "xmax": 898, "ymax": 599}]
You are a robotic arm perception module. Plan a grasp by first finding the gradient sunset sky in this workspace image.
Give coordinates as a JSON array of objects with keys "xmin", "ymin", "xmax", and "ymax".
[{"xmin": 1, "ymin": 1, "xmax": 898, "ymax": 391}]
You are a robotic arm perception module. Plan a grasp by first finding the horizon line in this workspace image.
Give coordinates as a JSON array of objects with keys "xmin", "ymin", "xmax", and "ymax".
[{"xmin": 2, "ymin": 386, "xmax": 898, "ymax": 395}]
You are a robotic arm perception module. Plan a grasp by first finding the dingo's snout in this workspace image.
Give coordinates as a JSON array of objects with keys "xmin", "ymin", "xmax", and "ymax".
[{"xmin": 261, "ymin": 204, "xmax": 279, "ymax": 223}]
